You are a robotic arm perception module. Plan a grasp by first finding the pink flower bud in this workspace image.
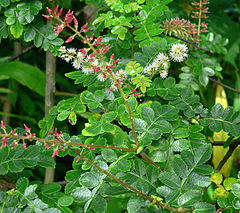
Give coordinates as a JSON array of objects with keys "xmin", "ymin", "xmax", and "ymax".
[
  {"xmin": 1, "ymin": 120, "xmax": 5, "ymax": 129},
  {"xmin": 101, "ymin": 42, "xmax": 105, "ymax": 48},
  {"xmin": 76, "ymin": 156, "xmax": 81, "ymax": 162},
  {"xmin": 73, "ymin": 16, "xmax": 78, "ymax": 29},
  {"xmin": 57, "ymin": 8, "xmax": 63, "ymax": 17},
  {"xmin": 24, "ymin": 124, "xmax": 30, "ymax": 132},
  {"xmin": 113, "ymin": 59, "xmax": 119, "ymax": 64},
  {"xmin": 130, "ymin": 88, "xmax": 137, "ymax": 93},
  {"xmin": 42, "ymin": 14, "xmax": 53, "ymax": 19},
  {"xmin": 133, "ymin": 93, "xmax": 140, "ymax": 97},
  {"xmin": 81, "ymin": 23, "xmax": 88, "ymax": 30},
  {"xmin": 54, "ymin": 5, "xmax": 59, "ymax": 14},
  {"xmin": 54, "ymin": 129, "xmax": 60, "ymax": 138},
  {"xmin": 90, "ymin": 34, "xmax": 94, "ymax": 40},
  {"xmin": 65, "ymin": 36, "xmax": 74, "ymax": 43},
  {"xmin": 11, "ymin": 129, "xmax": 17, "ymax": 134},
  {"xmin": 108, "ymin": 88, "xmax": 112, "ymax": 92},
  {"xmin": 46, "ymin": 7, "xmax": 53, "ymax": 15},
  {"xmin": 60, "ymin": 146, "xmax": 65, "ymax": 151},
  {"xmin": 125, "ymin": 101, "xmax": 128, "ymax": 104},
  {"xmin": 92, "ymin": 66, "xmax": 100, "ymax": 72},
  {"xmin": 45, "ymin": 144, "xmax": 50, "ymax": 149},
  {"xmin": 23, "ymin": 143, "xmax": 27, "ymax": 150},
  {"xmin": 89, "ymin": 147, "xmax": 95, "ymax": 151},
  {"xmin": 110, "ymin": 54, "xmax": 114, "ymax": 60}
]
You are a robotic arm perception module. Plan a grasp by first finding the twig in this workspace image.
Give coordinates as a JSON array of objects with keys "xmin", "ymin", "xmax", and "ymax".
[
  {"xmin": 0, "ymin": 133, "xmax": 136, "ymax": 152},
  {"xmin": 209, "ymin": 78, "xmax": 240, "ymax": 95},
  {"xmin": 216, "ymin": 139, "xmax": 240, "ymax": 171},
  {"xmin": 164, "ymin": 33, "xmax": 212, "ymax": 53},
  {"xmin": 55, "ymin": 91, "xmax": 77, "ymax": 97},
  {"xmin": 6, "ymin": 45, "xmax": 35, "ymax": 61}
]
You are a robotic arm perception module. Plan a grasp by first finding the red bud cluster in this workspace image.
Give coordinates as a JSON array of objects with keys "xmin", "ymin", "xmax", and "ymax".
[
  {"xmin": 162, "ymin": 18, "xmax": 199, "ymax": 42},
  {"xmin": 191, "ymin": 0, "xmax": 209, "ymax": 33}
]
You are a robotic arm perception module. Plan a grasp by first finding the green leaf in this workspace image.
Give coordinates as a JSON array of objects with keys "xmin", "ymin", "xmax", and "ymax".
[
  {"xmin": 149, "ymin": 150, "xmax": 167, "ymax": 162},
  {"xmin": 223, "ymin": 177, "xmax": 238, "ymax": 191},
  {"xmin": 163, "ymin": 77, "xmax": 175, "ymax": 88},
  {"xmin": 79, "ymin": 172, "xmax": 100, "ymax": 188},
  {"xmin": 0, "ymin": 0, "xmax": 10, "ymax": 7},
  {"xmin": 193, "ymin": 202, "xmax": 216, "ymax": 213},
  {"xmin": 173, "ymin": 128, "xmax": 189, "ymax": 139},
  {"xmin": 172, "ymin": 139, "xmax": 190, "ymax": 152},
  {"xmin": 71, "ymin": 187, "xmax": 92, "ymax": 203},
  {"xmin": 40, "ymin": 183, "xmax": 61, "ymax": 194},
  {"xmin": 177, "ymin": 190, "xmax": 202, "ymax": 207},
  {"xmin": 127, "ymin": 196, "xmax": 145, "ymax": 213},
  {"xmin": 190, "ymin": 124, "xmax": 204, "ymax": 133},
  {"xmin": 101, "ymin": 149, "xmax": 118, "ymax": 162},
  {"xmin": 194, "ymin": 144, "xmax": 212, "ymax": 166},
  {"xmin": 0, "ymin": 146, "xmax": 9, "ymax": 175},
  {"xmin": 57, "ymin": 111, "xmax": 70, "ymax": 121},
  {"xmin": 211, "ymin": 103, "xmax": 224, "ymax": 118},
  {"xmin": 141, "ymin": 106, "xmax": 154, "ymax": 123},
  {"xmin": 17, "ymin": 1, "xmax": 42, "ymax": 24},
  {"xmin": 232, "ymin": 183, "xmax": 240, "ymax": 199},
  {"xmin": 92, "ymin": 195, "xmax": 107, "ymax": 213},
  {"xmin": 58, "ymin": 196, "xmax": 74, "ymax": 207},
  {"xmin": 24, "ymin": 184, "xmax": 38, "ymax": 197},
  {"xmin": 0, "ymin": 61, "xmax": 45, "ymax": 96},
  {"xmin": 85, "ymin": 122, "xmax": 102, "ymax": 135},
  {"xmin": 133, "ymin": 118, "xmax": 147, "ymax": 132},
  {"xmin": 16, "ymin": 177, "xmax": 29, "ymax": 193},
  {"xmin": 126, "ymin": 97, "xmax": 138, "ymax": 112},
  {"xmin": 110, "ymin": 158, "xmax": 131, "ymax": 173},
  {"xmin": 10, "ymin": 20, "xmax": 23, "ymax": 38},
  {"xmin": 102, "ymin": 111, "xmax": 117, "ymax": 122},
  {"xmin": 159, "ymin": 171, "xmax": 181, "ymax": 189}
]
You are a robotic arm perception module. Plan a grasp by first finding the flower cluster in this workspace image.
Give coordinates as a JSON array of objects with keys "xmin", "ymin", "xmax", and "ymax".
[
  {"xmin": 59, "ymin": 43, "xmax": 123, "ymax": 91},
  {"xmin": 143, "ymin": 43, "xmax": 188, "ymax": 79},
  {"xmin": 191, "ymin": 0, "xmax": 209, "ymax": 33},
  {"xmin": 0, "ymin": 121, "xmax": 35, "ymax": 149},
  {"xmin": 169, "ymin": 43, "xmax": 188, "ymax": 62},
  {"xmin": 162, "ymin": 18, "xmax": 199, "ymax": 42}
]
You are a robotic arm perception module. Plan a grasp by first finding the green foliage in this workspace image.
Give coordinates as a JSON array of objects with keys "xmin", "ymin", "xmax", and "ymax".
[{"xmin": 0, "ymin": 0, "xmax": 240, "ymax": 212}]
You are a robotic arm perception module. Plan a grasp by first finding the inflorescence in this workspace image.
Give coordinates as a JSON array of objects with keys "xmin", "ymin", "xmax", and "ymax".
[
  {"xmin": 43, "ymin": 6, "xmax": 189, "ymax": 90},
  {"xmin": 143, "ymin": 43, "xmax": 188, "ymax": 79}
]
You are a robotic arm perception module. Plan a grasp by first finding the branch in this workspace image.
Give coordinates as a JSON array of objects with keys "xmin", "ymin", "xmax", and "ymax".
[
  {"xmin": 0, "ymin": 133, "xmax": 136, "ymax": 152},
  {"xmin": 216, "ymin": 138, "xmax": 240, "ymax": 171},
  {"xmin": 209, "ymin": 78, "xmax": 240, "ymax": 95},
  {"xmin": 164, "ymin": 33, "xmax": 212, "ymax": 53},
  {"xmin": 6, "ymin": 45, "xmax": 35, "ymax": 61},
  {"xmin": 66, "ymin": 145, "xmax": 192, "ymax": 213}
]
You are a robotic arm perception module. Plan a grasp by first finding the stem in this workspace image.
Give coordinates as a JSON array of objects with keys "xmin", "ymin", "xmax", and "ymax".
[
  {"xmin": 0, "ymin": 198, "xmax": 6, "ymax": 213},
  {"xmin": 61, "ymin": 19, "xmax": 141, "ymax": 147},
  {"xmin": 164, "ymin": 33, "xmax": 211, "ymax": 53},
  {"xmin": 6, "ymin": 45, "xmax": 34, "ymax": 61},
  {"xmin": 209, "ymin": 78, "xmax": 240, "ymax": 95},
  {"xmin": 15, "ymin": 190, "xmax": 36, "ymax": 209},
  {"xmin": 216, "ymin": 139, "xmax": 240, "ymax": 172},
  {"xmin": 197, "ymin": 0, "xmax": 202, "ymax": 36},
  {"xmin": 66, "ymin": 145, "xmax": 192, "ymax": 213},
  {"xmin": 55, "ymin": 91, "xmax": 77, "ymax": 97},
  {"xmin": 44, "ymin": 0, "xmax": 57, "ymax": 184},
  {"xmin": 0, "ymin": 133, "xmax": 136, "ymax": 152}
]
